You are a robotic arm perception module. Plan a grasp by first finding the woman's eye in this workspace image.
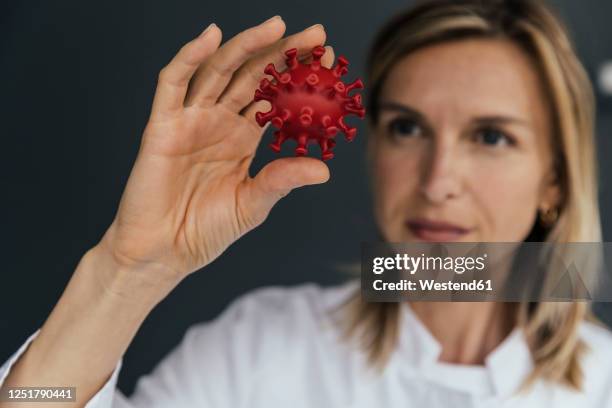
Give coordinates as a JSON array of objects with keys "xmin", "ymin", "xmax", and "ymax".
[
  {"xmin": 474, "ymin": 128, "xmax": 515, "ymax": 147},
  {"xmin": 387, "ymin": 118, "xmax": 422, "ymax": 139}
]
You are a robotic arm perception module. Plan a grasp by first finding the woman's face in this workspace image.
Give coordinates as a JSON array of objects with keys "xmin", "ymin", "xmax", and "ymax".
[{"xmin": 369, "ymin": 38, "xmax": 560, "ymax": 242}]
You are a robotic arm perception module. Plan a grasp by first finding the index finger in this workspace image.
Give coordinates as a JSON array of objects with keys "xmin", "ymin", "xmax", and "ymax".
[{"xmin": 217, "ymin": 24, "xmax": 327, "ymax": 113}]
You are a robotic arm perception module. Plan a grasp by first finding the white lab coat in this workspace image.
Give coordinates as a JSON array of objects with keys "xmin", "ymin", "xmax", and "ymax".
[{"xmin": 2, "ymin": 281, "xmax": 612, "ymax": 407}]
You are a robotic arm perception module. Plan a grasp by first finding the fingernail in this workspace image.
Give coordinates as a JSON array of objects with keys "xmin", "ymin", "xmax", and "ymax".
[
  {"xmin": 200, "ymin": 23, "xmax": 216, "ymax": 37},
  {"xmin": 264, "ymin": 15, "xmax": 282, "ymax": 24},
  {"xmin": 306, "ymin": 23, "xmax": 324, "ymax": 31}
]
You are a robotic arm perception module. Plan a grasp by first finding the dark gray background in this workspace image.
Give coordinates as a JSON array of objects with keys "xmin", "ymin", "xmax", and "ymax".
[{"xmin": 1, "ymin": 0, "xmax": 611, "ymax": 395}]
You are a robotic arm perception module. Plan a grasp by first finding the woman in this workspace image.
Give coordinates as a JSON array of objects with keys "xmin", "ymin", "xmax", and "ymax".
[{"xmin": 1, "ymin": 0, "xmax": 611, "ymax": 406}]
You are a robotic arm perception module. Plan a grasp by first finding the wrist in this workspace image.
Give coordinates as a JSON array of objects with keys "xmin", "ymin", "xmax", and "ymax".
[{"xmin": 79, "ymin": 241, "xmax": 178, "ymax": 310}]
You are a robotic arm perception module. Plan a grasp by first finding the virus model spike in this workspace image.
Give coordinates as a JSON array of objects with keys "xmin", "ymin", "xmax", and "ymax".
[{"xmin": 253, "ymin": 46, "xmax": 366, "ymax": 161}]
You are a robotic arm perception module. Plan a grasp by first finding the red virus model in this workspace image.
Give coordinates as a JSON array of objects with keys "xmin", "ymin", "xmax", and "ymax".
[{"xmin": 253, "ymin": 45, "xmax": 365, "ymax": 161}]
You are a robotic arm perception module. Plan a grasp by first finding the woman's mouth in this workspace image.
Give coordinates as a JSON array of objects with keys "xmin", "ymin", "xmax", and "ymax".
[{"xmin": 405, "ymin": 218, "xmax": 472, "ymax": 242}]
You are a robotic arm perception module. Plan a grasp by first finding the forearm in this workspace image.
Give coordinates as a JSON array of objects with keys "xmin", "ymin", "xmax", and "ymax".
[{"xmin": 1, "ymin": 244, "xmax": 175, "ymax": 407}]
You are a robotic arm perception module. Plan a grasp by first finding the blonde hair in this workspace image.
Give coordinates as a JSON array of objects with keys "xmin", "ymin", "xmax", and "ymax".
[{"xmin": 342, "ymin": 0, "xmax": 602, "ymax": 391}]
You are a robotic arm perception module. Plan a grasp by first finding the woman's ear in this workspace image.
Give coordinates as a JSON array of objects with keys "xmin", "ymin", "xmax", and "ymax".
[{"xmin": 538, "ymin": 169, "xmax": 561, "ymax": 212}]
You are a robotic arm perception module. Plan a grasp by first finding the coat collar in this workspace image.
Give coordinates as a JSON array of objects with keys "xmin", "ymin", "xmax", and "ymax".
[{"xmin": 396, "ymin": 302, "xmax": 534, "ymax": 398}]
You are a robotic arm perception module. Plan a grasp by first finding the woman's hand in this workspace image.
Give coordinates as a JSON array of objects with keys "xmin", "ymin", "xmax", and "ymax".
[
  {"xmin": 97, "ymin": 17, "xmax": 333, "ymax": 294},
  {"xmin": 0, "ymin": 19, "xmax": 337, "ymax": 407}
]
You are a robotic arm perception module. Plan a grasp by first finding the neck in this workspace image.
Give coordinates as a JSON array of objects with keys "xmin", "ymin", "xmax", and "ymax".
[{"xmin": 409, "ymin": 301, "xmax": 516, "ymax": 365}]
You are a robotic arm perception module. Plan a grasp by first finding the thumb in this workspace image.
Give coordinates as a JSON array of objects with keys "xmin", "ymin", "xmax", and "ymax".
[{"xmin": 240, "ymin": 156, "xmax": 330, "ymax": 228}]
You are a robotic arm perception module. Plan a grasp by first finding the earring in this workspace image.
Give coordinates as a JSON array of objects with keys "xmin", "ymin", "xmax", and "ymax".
[{"xmin": 540, "ymin": 206, "xmax": 559, "ymax": 226}]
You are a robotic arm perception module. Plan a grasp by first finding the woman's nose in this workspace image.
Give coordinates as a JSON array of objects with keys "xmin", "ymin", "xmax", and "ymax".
[{"xmin": 419, "ymin": 141, "xmax": 462, "ymax": 204}]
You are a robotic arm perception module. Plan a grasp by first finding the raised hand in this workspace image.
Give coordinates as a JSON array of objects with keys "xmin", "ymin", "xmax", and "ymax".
[{"xmin": 97, "ymin": 17, "xmax": 335, "ymax": 291}]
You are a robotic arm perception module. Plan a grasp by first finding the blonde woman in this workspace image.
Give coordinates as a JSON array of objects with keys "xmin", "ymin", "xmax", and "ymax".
[{"xmin": 1, "ymin": 0, "xmax": 611, "ymax": 406}]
